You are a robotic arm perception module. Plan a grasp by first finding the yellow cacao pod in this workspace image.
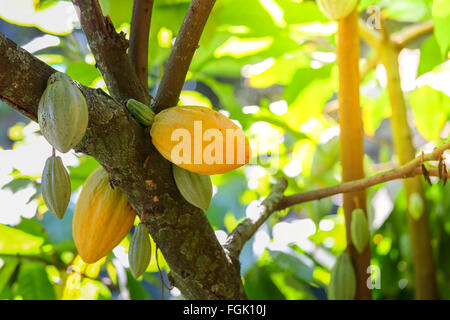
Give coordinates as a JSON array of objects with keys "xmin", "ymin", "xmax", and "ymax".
[
  {"xmin": 73, "ymin": 166, "xmax": 136, "ymax": 264},
  {"xmin": 350, "ymin": 208, "xmax": 370, "ymax": 254},
  {"xmin": 172, "ymin": 164, "xmax": 212, "ymax": 210},
  {"xmin": 150, "ymin": 106, "xmax": 251, "ymax": 175},
  {"xmin": 328, "ymin": 252, "xmax": 356, "ymax": 300},
  {"xmin": 317, "ymin": 0, "xmax": 358, "ymax": 20},
  {"xmin": 38, "ymin": 72, "xmax": 89, "ymax": 153},
  {"xmin": 41, "ymin": 155, "xmax": 71, "ymax": 219},
  {"xmin": 128, "ymin": 223, "xmax": 152, "ymax": 278}
]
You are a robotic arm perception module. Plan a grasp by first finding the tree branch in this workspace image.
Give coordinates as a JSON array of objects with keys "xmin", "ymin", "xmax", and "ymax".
[
  {"xmin": 153, "ymin": 0, "xmax": 216, "ymax": 112},
  {"xmin": 225, "ymin": 142, "xmax": 450, "ymax": 259},
  {"xmin": 359, "ymin": 18, "xmax": 382, "ymax": 50},
  {"xmin": 391, "ymin": 20, "xmax": 434, "ymax": 48},
  {"xmin": 129, "ymin": 0, "xmax": 154, "ymax": 89},
  {"xmin": 72, "ymin": 0, "xmax": 149, "ymax": 104}
]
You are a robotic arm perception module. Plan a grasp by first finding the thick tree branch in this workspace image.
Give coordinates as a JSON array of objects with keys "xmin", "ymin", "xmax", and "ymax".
[
  {"xmin": 153, "ymin": 0, "xmax": 216, "ymax": 112},
  {"xmin": 129, "ymin": 0, "xmax": 154, "ymax": 89},
  {"xmin": 225, "ymin": 142, "xmax": 450, "ymax": 259},
  {"xmin": 0, "ymin": 32, "xmax": 246, "ymax": 300},
  {"xmin": 72, "ymin": 0, "xmax": 149, "ymax": 104}
]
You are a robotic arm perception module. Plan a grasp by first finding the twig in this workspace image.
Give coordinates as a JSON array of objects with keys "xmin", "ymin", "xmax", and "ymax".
[
  {"xmin": 224, "ymin": 179, "xmax": 288, "ymax": 258},
  {"xmin": 225, "ymin": 141, "xmax": 450, "ymax": 259},
  {"xmin": 129, "ymin": 0, "xmax": 154, "ymax": 89},
  {"xmin": 358, "ymin": 18, "xmax": 382, "ymax": 50},
  {"xmin": 153, "ymin": 0, "xmax": 216, "ymax": 112},
  {"xmin": 392, "ymin": 21, "xmax": 434, "ymax": 48}
]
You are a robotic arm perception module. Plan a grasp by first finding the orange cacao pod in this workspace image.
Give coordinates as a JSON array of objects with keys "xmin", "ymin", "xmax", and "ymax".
[
  {"xmin": 73, "ymin": 166, "xmax": 136, "ymax": 263},
  {"xmin": 150, "ymin": 106, "xmax": 251, "ymax": 175}
]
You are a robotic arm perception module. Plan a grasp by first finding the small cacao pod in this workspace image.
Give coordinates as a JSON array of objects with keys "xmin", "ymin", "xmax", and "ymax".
[
  {"xmin": 38, "ymin": 72, "xmax": 89, "ymax": 153},
  {"xmin": 350, "ymin": 208, "xmax": 370, "ymax": 254},
  {"xmin": 317, "ymin": 0, "xmax": 358, "ymax": 20},
  {"xmin": 328, "ymin": 252, "xmax": 356, "ymax": 300},
  {"xmin": 128, "ymin": 223, "xmax": 152, "ymax": 278},
  {"xmin": 126, "ymin": 99, "xmax": 155, "ymax": 127},
  {"xmin": 408, "ymin": 192, "xmax": 424, "ymax": 221},
  {"xmin": 172, "ymin": 164, "xmax": 212, "ymax": 210},
  {"xmin": 41, "ymin": 155, "xmax": 71, "ymax": 219},
  {"xmin": 150, "ymin": 106, "xmax": 251, "ymax": 175},
  {"xmin": 73, "ymin": 166, "xmax": 136, "ymax": 264}
]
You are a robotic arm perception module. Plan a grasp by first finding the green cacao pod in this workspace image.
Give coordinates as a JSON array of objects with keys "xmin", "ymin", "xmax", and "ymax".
[
  {"xmin": 408, "ymin": 192, "xmax": 424, "ymax": 221},
  {"xmin": 350, "ymin": 208, "xmax": 370, "ymax": 254},
  {"xmin": 126, "ymin": 99, "xmax": 155, "ymax": 127},
  {"xmin": 41, "ymin": 155, "xmax": 71, "ymax": 219},
  {"xmin": 317, "ymin": 0, "xmax": 358, "ymax": 20},
  {"xmin": 328, "ymin": 252, "xmax": 356, "ymax": 300},
  {"xmin": 38, "ymin": 72, "xmax": 89, "ymax": 153},
  {"xmin": 173, "ymin": 164, "xmax": 212, "ymax": 210},
  {"xmin": 128, "ymin": 223, "xmax": 152, "ymax": 278}
]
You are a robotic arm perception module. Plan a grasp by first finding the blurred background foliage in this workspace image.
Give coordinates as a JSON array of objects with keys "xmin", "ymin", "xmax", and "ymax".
[{"xmin": 0, "ymin": 0, "xmax": 449, "ymax": 300}]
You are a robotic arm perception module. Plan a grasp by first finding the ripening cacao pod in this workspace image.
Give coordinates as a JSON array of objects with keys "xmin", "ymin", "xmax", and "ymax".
[
  {"xmin": 173, "ymin": 164, "xmax": 212, "ymax": 210},
  {"xmin": 128, "ymin": 223, "xmax": 152, "ymax": 278},
  {"xmin": 408, "ymin": 192, "xmax": 424, "ymax": 221},
  {"xmin": 317, "ymin": 0, "xmax": 358, "ymax": 20},
  {"xmin": 126, "ymin": 99, "xmax": 155, "ymax": 127},
  {"xmin": 41, "ymin": 155, "xmax": 71, "ymax": 219},
  {"xmin": 328, "ymin": 252, "xmax": 356, "ymax": 300},
  {"xmin": 350, "ymin": 208, "xmax": 370, "ymax": 254},
  {"xmin": 150, "ymin": 106, "xmax": 251, "ymax": 175},
  {"xmin": 73, "ymin": 166, "xmax": 136, "ymax": 264},
  {"xmin": 38, "ymin": 72, "xmax": 89, "ymax": 153}
]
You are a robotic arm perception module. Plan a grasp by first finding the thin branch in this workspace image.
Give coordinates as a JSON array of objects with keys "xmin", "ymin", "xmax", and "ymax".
[
  {"xmin": 360, "ymin": 52, "xmax": 380, "ymax": 82},
  {"xmin": 391, "ymin": 20, "xmax": 434, "ymax": 48},
  {"xmin": 358, "ymin": 18, "xmax": 382, "ymax": 50},
  {"xmin": 224, "ymin": 179, "xmax": 288, "ymax": 258},
  {"xmin": 129, "ymin": 0, "xmax": 154, "ymax": 89},
  {"xmin": 225, "ymin": 141, "xmax": 450, "ymax": 259},
  {"xmin": 72, "ymin": 0, "xmax": 149, "ymax": 103},
  {"xmin": 153, "ymin": 0, "xmax": 216, "ymax": 112}
]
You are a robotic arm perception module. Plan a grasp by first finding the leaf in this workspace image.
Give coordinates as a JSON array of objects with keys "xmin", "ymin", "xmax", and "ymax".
[
  {"xmin": 244, "ymin": 265, "xmax": 285, "ymax": 300},
  {"xmin": 68, "ymin": 156, "xmax": 99, "ymax": 191},
  {"xmin": 0, "ymin": 257, "xmax": 19, "ymax": 293},
  {"xmin": 409, "ymin": 85, "xmax": 450, "ymax": 141},
  {"xmin": 0, "ymin": 224, "xmax": 45, "ymax": 255},
  {"xmin": 269, "ymin": 250, "xmax": 315, "ymax": 283},
  {"xmin": 432, "ymin": 0, "xmax": 450, "ymax": 56},
  {"xmin": 17, "ymin": 262, "xmax": 56, "ymax": 300},
  {"xmin": 126, "ymin": 270, "xmax": 150, "ymax": 300},
  {"xmin": 1, "ymin": 178, "xmax": 34, "ymax": 193},
  {"xmin": 417, "ymin": 35, "xmax": 445, "ymax": 76}
]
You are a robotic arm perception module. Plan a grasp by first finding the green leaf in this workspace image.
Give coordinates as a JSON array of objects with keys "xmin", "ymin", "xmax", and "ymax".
[
  {"xmin": 0, "ymin": 224, "xmax": 45, "ymax": 255},
  {"xmin": 17, "ymin": 262, "xmax": 56, "ymax": 300},
  {"xmin": 432, "ymin": 0, "xmax": 450, "ymax": 56},
  {"xmin": 1, "ymin": 178, "xmax": 34, "ymax": 193},
  {"xmin": 68, "ymin": 156, "xmax": 99, "ymax": 191},
  {"xmin": 417, "ymin": 35, "xmax": 444, "ymax": 76},
  {"xmin": 384, "ymin": 0, "xmax": 431, "ymax": 22},
  {"xmin": 0, "ymin": 257, "xmax": 19, "ymax": 293},
  {"xmin": 244, "ymin": 265, "xmax": 285, "ymax": 300},
  {"xmin": 410, "ymin": 85, "xmax": 450, "ymax": 141},
  {"xmin": 126, "ymin": 270, "xmax": 150, "ymax": 300},
  {"xmin": 270, "ymin": 250, "xmax": 315, "ymax": 283}
]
